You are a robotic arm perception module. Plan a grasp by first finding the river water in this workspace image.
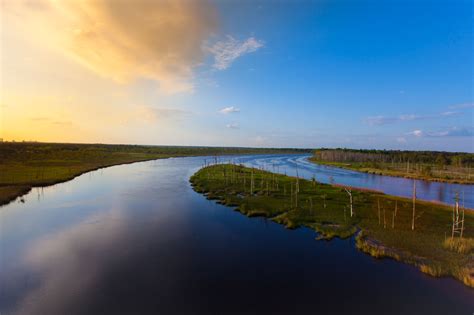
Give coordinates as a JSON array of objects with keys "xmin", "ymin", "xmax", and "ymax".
[{"xmin": 1, "ymin": 155, "xmax": 472, "ymax": 314}]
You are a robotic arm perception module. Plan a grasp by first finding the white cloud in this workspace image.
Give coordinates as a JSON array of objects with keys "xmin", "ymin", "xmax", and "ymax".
[
  {"xmin": 407, "ymin": 130, "xmax": 424, "ymax": 137},
  {"xmin": 219, "ymin": 106, "xmax": 240, "ymax": 114},
  {"xmin": 226, "ymin": 122, "xmax": 239, "ymax": 129},
  {"xmin": 396, "ymin": 137, "xmax": 407, "ymax": 143},
  {"xmin": 448, "ymin": 103, "xmax": 474, "ymax": 110},
  {"xmin": 405, "ymin": 127, "xmax": 473, "ymax": 138},
  {"xmin": 207, "ymin": 36, "xmax": 264, "ymax": 70},
  {"xmin": 365, "ymin": 111, "xmax": 461, "ymax": 126},
  {"xmin": 426, "ymin": 127, "xmax": 473, "ymax": 137}
]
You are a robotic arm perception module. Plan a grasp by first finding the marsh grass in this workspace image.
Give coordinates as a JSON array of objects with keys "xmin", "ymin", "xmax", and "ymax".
[
  {"xmin": 443, "ymin": 237, "xmax": 474, "ymax": 254},
  {"xmin": 309, "ymin": 159, "xmax": 473, "ymax": 184},
  {"xmin": 0, "ymin": 142, "xmax": 308, "ymax": 206},
  {"xmin": 191, "ymin": 164, "xmax": 474, "ymax": 287}
]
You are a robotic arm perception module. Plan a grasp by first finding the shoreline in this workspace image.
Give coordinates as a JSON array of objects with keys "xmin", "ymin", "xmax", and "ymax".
[
  {"xmin": 0, "ymin": 157, "xmax": 165, "ymax": 208},
  {"xmin": 308, "ymin": 158, "xmax": 474, "ymax": 185},
  {"xmin": 190, "ymin": 164, "xmax": 474, "ymax": 288},
  {"xmin": 0, "ymin": 152, "xmax": 308, "ymax": 208}
]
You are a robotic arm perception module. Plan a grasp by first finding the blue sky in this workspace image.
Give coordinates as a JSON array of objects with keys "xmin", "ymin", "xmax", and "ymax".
[
  {"xmin": 197, "ymin": 0, "xmax": 473, "ymax": 151},
  {"xmin": 2, "ymin": 0, "xmax": 472, "ymax": 151}
]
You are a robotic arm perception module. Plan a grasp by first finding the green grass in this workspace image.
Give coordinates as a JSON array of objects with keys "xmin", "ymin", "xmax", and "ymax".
[
  {"xmin": 309, "ymin": 158, "xmax": 474, "ymax": 184},
  {"xmin": 0, "ymin": 142, "xmax": 310, "ymax": 206},
  {"xmin": 190, "ymin": 164, "xmax": 474, "ymax": 287}
]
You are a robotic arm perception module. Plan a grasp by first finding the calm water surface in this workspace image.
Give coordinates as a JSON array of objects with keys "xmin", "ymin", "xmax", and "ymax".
[
  {"xmin": 1, "ymin": 155, "xmax": 473, "ymax": 315},
  {"xmin": 239, "ymin": 154, "xmax": 474, "ymax": 208}
]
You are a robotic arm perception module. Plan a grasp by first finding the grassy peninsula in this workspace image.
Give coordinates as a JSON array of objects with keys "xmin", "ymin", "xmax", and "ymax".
[
  {"xmin": 310, "ymin": 149, "xmax": 474, "ymax": 184},
  {"xmin": 0, "ymin": 142, "xmax": 309, "ymax": 207},
  {"xmin": 191, "ymin": 164, "xmax": 474, "ymax": 287}
]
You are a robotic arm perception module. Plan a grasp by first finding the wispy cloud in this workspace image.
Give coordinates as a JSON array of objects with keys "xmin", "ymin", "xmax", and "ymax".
[
  {"xmin": 448, "ymin": 102, "xmax": 474, "ymax": 110},
  {"xmin": 30, "ymin": 117, "xmax": 72, "ymax": 126},
  {"xmin": 30, "ymin": 117, "xmax": 50, "ymax": 122},
  {"xmin": 365, "ymin": 111, "xmax": 460, "ymax": 126},
  {"xmin": 396, "ymin": 137, "xmax": 407, "ymax": 143},
  {"xmin": 407, "ymin": 130, "xmax": 424, "ymax": 137},
  {"xmin": 51, "ymin": 121, "xmax": 73, "ymax": 126},
  {"xmin": 219, "ymin": 106, "xmax": 240, "ymax": 114},
  {"xmin": 254, "ymin": 135, "xmax": 266, "ymax": 145},
  {"xmin": 207, "ymin": 36, "xmax": 264, "ymax": 70},
  {"xmin": 226, "ymin": 122, "xmax": 239, "ymax": 129},
  {"xmin": 130, "ymin": 105, "xmax": 190, "ymax": 124},
  {"xmin": 406, "ymin": 127, "xmax": 473, "ymax": 138}
]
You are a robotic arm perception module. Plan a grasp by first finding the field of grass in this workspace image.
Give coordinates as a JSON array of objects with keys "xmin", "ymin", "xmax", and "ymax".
[
  {"xmin": 190, "ymin": 164, "xmax": 474, "ymax": 287},
  {"xmin": 310, "ymin": 149, "xmax": 474, "ymax": 184},
  {"xmin": 0, "ymin": 142, "xmax": 309, "ymax": 206},
  {"xmin": 309, "ymin": 159, "xmax": 474, "ymax": 184}
]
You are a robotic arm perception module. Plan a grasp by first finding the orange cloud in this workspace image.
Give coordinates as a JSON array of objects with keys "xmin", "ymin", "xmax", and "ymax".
[{"xmin": 5, "ymin": 0, "xmax": 217, "ymax": 93}]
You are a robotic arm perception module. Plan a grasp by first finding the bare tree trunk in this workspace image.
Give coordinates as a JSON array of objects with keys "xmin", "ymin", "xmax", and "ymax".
[
  {"xmin": 295, "ymin": 179, "xmax": 298, "ymax": 208},
  {"xmin": 452, "ymin": 202, "xmax": 456, "ymax": 239},
  {"xmin": 412, "ymin": 181, "xmax": 416, "ymax": 231},
  {"xmin": 383, "ymin": 206, "xmax": 386, "ymax": 229},
  {"xmin": 250, "ymin": 171, "xmax": 254, "ymax": 195},
  {"xmin": 461, "ymin": 191, "xmax": 465, "ymax": 238},
  {"xmin": 378, "ymin": 198, "xmax": 381, "ymax": 225},
  {"xmin": 290, "ymin": 183, "xmax": 293, "ymax": 208},
  {"xmin": 344, "ymin": 188, "xmax": 353, "ymax": 217}
]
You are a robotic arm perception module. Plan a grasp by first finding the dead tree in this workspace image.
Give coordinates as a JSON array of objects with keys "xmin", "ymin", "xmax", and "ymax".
[
  {"xmin": 378, "ymin": 198, "xmax": 381, "ymax": 225},
  {"xmin": 344, "ymin": 188, "xmax": 353, "ymax": 217},
  {"xmin": 290, "ymin": 183, "xmax": 293, "ymax": 208},
  {"xmin": 294, "ymin": 179, "xmax": 298, "ymax": 208},
  {"xmin": 411, "ymin": 181, "xmax": 416, "ymax": 231},
  {"xmin": 383, "ymin": 206, "xmax": 386, "ymax": 229},
  {"xmin": 250, "ymin": 171, "xmax": 255, "ymax": 195},
  {"xmin": 451, "ymin": 192, "xmax": 465, "ymax": 238},
  {"xmin": 391, "ymin": 210, "xmax": 395, "ymax": 229}
]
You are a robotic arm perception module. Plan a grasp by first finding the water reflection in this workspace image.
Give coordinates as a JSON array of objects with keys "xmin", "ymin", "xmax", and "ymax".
[
  {"xmin": 238, "ymin": 155, "xmax": 474, "ymax": 208},
  {"xmin": 1, "ymin": 155, "xmax": 473, "ymax": 315}
]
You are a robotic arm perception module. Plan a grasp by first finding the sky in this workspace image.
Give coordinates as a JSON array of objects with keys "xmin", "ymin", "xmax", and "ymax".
[{"xmin": 0, "ymin": 0, "xmax": 472, "ymax": 152}]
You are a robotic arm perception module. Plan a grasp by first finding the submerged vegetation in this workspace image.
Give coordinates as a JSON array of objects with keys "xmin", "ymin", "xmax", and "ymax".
[
  {"xmin": 0, "ymin": 142, "xmax": 309, "ymax": 206},
  {"xmin": 191, "ymin": 164, "xmax": 474, "ymax": 287},
  {"xmin": 310, "ymin": 148, "xmax": 474, "ymax": 184}
]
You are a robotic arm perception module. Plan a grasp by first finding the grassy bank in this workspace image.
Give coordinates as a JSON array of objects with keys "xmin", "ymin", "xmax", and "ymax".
[
  {"xmin": 0, "ymin": 142, "xmax": 309, "ymax": 206},
  {"xmin": 308, "ymin": 159, "xmax": 474, "ymax": 184},
  {"xmin": 310, "ymin": 149, "xmax": 474, "ymax": 184},
  {"xmin": 190, "ymin": 164, "xmax": 474, "ymax": 287}
]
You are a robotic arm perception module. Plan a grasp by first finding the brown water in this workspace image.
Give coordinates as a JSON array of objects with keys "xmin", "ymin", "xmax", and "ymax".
[{"xmin": 1, "ymin": 155, "xmax": 472, "ymax": 314}]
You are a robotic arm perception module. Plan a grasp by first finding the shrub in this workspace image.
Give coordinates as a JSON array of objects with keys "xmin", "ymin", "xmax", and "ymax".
[{"xmin": 443, "ymin": 237, "xmax": 474, "ymax": 254}]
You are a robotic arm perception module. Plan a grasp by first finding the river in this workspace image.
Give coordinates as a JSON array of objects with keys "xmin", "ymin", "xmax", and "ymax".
[{"xmin": 1, "ymin": 155, "xmax": 472, "ymax": 314}]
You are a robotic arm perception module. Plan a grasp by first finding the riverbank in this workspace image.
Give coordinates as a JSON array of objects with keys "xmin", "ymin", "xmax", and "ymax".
[
  {"xmin": 309, "ymin": 158, "xmax": 474, "ymax": 185},
  {"xmin": 190, "ymin": 164, "xmax": 474, "ymax": 287},
  {"xmin": 0, "ymin": 142, "xmax": 310, "ymax": 207}
]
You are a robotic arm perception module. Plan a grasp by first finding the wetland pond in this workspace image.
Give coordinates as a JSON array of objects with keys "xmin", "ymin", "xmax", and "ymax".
[{"xmin": 1, "ymin": 154, "xmax": 473, "ymax": 314}]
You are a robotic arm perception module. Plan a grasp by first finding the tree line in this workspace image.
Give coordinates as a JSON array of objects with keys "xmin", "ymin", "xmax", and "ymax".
[{"xmin": 313, "ymin": 148, "xmax": 473, "ymax": 168}]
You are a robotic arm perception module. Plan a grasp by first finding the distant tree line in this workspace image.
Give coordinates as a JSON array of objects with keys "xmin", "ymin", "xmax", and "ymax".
[
  {"xmin": 0, "ymin": 142, "xmax": 311, "ymax": 163},
  {"xmin": 313, "ymin": 148, "xmax": 473, "ymax": 168}
]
